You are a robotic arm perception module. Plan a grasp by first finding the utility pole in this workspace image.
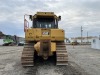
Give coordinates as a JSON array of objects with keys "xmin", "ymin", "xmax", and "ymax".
[
  {"xmin": 81, "ymin": 26, "xmax": 83, "ymax": 44},
  {"xmin": 87, "ymin": 32, "xmax": 88, "ymax": 43}
]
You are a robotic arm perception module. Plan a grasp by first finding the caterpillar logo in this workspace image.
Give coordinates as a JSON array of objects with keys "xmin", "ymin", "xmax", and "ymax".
[{"xmin": 42, "ymin": 32, "xmax": 49, "ymax": 35}]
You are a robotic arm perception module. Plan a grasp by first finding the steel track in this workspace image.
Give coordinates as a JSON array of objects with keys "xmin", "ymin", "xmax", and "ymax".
[
  {"xmin": 56, "ymin": 42, "xmax": 68, "ymax": 65},
  {"xmin": 21, "ymin": 43, "xmax": 34, "ymax": 67}
]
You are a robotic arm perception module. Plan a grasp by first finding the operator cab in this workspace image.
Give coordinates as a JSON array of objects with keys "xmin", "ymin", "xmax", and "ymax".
[
  {"xmin": 29, "ymin": 12, "xmax": 61, "ymax": 29},
  {"xmin": 33, "ymin": 17, "xmax": 58, "ymax": 28}
]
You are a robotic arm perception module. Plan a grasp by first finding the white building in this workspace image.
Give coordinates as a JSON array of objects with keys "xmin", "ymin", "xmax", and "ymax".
[
  {"xmin": 0, "ymin": 39, "xmax": 4, "ymax": 45},
  {"xmin": 70, "ymin": 36, "xmax": 97, "ymax": 44},
  {"xmin": 91, "ymin": 37, "xmax": 100, "ymax": 49}
]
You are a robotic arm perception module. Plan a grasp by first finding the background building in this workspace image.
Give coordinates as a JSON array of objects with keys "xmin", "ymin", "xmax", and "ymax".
[
  {"xmin": 91, "ymin": 37, "xmax": 100, "ymax": 49},
  {"xmin": 70, "ymin": 36, "xmax": 97, "ymax": 44}
]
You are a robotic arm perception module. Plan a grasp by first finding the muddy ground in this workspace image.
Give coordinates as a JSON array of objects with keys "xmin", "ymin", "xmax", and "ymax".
[
  {"xmin": 0, "ymin": 46, "xmax": 92, "ymax": 75},
  {"xmin": 67, "ymin": 45, "xmax": 100, "ymax": 75}
]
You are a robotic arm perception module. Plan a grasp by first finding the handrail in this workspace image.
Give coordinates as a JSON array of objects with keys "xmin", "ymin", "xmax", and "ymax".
[{"xmin": 24, "ymin": 14, "xmax": 29, "ymax": 32}]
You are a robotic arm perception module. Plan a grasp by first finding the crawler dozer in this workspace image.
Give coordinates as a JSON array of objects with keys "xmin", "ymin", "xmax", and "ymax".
[{"xmin": 21, "ymin": 12, "xmax": 68, "ymax": 66}]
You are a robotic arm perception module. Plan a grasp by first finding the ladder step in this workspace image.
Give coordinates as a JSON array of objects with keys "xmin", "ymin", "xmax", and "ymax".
[
  {"xmin": 57, "ymin": 63, "xmax": 68, "ymax": 65},
  {"xmin": 57, "ymin": 58, "xmax": 68, "ymax": 61}
]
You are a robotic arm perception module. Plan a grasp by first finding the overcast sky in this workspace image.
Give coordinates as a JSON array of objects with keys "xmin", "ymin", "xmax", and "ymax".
[{"xmin": 0, "ymin": 0, "xmax": 100, "ymax": 38}]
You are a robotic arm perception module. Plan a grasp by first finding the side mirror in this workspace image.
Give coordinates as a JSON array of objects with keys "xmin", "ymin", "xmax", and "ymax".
[
  {"xmin": 58, "ymin": 16, "xmax": 61, "ymax": 21},
  {"xmin": 29, "ymin": 15, "xmax": 33, "ymax": 21}
]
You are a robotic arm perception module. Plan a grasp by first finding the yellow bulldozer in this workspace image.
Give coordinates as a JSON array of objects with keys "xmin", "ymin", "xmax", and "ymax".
[{"xmin": 21, "ymin": 12, "xmax": 68, "ymax": 66}]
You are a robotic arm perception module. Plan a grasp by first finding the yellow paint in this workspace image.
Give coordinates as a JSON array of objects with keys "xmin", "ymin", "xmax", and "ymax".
[
  {"xmin": 25, "ymin": 28, "xmax": 65, "ymax": 41},
  {"xmin": 33, "ymin": 12, "xmax": 58, "ymax": 19},
  {"xmin": 34, "ymin": 42, "xmax": 40, "ymax": 52},
  {"xmin": 51, "ymin": 42, "xmax": 56, "ymax": 52}
]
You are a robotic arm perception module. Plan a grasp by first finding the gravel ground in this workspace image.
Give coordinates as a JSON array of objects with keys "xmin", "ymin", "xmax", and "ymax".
[
  {"xmin": 67, "ymin": 45, "xmax": 100, "ymax": 75},
  {"xmin": 0, "ymin": 46, "xmax": 91, "ymax": 75}
]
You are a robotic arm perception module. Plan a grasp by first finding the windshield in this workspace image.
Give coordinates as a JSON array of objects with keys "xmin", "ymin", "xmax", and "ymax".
[{"xmin": 36, "ymin": 18, "xmax": 55, "ymax": 28}]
